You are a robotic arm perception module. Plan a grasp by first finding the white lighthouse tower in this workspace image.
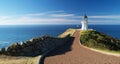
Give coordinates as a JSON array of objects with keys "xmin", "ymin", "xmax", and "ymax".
[{"xmin": 81, "ymin": 14, "xmax": 88, "ymax": 30}]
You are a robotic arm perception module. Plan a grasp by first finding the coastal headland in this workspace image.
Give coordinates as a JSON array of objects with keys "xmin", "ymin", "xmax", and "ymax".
[{"xmin": 1, "ymin": 29, "xmax": 120, "ymax": 64}]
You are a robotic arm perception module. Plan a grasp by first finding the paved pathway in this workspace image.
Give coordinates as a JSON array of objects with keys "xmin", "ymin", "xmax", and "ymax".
[{"xmin": 44, "ymin": 30, "xmax": 120, "ymax": 64}]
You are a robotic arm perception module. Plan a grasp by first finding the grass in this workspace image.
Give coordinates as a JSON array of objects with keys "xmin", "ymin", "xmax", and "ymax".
[
  {"xmin": 25, "ymin": 56, "xmax": 40, "ymax": 64},
  {"xmin": 80, "ymin": 29, "xmax": 120, "ymax": 54},
  {"xmin": 0, "ymin": 55, "xmax": 40, "ymax": 64},
  {"xmin": 58, "ymin": 28, "xmax": 76, "ymax": 38}
]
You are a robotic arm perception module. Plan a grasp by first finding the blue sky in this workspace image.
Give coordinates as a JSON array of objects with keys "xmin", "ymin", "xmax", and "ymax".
[{"xmin": 0, "ymin": 0, "xmax": 120, "ymax": 25}]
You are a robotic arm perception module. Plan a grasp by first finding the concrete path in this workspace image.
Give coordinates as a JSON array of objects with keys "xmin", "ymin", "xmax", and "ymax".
[{"xmin": 44, "ymin": 30, "xmax": 120, "ymax": 64}]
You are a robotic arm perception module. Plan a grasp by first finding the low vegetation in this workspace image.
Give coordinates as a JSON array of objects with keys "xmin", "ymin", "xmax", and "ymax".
[
  {"xmin": 58, "ymin": 28, "xmax": 76, "ymax": 38},
  {"xmin": 80, "ymin": 30, "xmax": 120, "ymax": 51},
  {"xmin": 0, "ymin": 55, "xmax": 40, "ymax": 64}
]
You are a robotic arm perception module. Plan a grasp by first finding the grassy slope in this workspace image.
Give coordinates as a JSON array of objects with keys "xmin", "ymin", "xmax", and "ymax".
[
  {"xmin": 0, "ymin": 55, "xmax": 40, "ymax": 64},
  {"xmin": 80, "ymin": 30, "xmax": 120, "ymax": 53},
  {"xmin": 58, "ymin": 28, "xmax": 76, "ymax": 38}
]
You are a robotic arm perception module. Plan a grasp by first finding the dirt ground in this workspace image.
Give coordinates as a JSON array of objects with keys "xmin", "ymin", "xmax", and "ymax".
[{"xmin": 44, "ymin": 30, "xmax": 120, "ymax": 64}]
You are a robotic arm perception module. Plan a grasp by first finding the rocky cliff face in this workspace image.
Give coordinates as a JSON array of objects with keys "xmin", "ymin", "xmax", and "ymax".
[{"xmin": 0, "ymin": 35, "xmax": 71, "ymax": 56}]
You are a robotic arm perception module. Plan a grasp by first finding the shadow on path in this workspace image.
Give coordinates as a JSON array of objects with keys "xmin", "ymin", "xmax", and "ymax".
[
  {"xmin": 47, "ymin": 37, "xmax": 74, "ymax": 57},
  {"xmin": 39, "ymin": 37, "xmax": 74, "ymax": 64}
]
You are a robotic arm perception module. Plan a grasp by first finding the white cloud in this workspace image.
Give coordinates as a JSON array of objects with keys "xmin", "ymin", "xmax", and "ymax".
[
  {"xmin": 0, "ymin": 11, "xmax": 120, "ymax": 25},
  {"xmin": 88, "ymin": 15, "xmax": 120, "ymax": 19},
  {"xmin": 50, "ymin": 13, "xmax": 75, "ymax": 17},
  {"xmin": 0, "ymin": 11, "xmax": 81, "ymax": 25}
]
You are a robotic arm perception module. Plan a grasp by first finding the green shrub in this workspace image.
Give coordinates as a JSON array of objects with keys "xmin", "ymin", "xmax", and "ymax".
[{"xmin": 80, "ymin": 30, "xmax": 120, "ymax": 51}]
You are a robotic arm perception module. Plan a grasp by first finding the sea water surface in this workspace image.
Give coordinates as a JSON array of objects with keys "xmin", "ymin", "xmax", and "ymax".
[{"xmin": 0, "ymin": 25, "xmax": 120, "ymax": 48}]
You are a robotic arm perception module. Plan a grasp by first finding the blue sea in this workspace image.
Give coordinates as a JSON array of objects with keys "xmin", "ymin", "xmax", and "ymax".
[{"xmin": 0, "ymin": 25, "xmax": 120, "ymax": 48}]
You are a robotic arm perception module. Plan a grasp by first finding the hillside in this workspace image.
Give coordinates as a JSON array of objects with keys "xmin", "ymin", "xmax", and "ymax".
[
  {"xmin": 0, "ymin": 36, "xmax": 71, "ymax": 56},
  {"xmin": 0, "ymin": 29, "xmax": 73, "ymax": 64},
  {"xmin": 80, "ymin": 30, "xmax": 120, "ymax": 51}
]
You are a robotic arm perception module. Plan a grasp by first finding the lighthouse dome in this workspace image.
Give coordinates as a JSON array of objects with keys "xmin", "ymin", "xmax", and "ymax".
[{"xmin": 83, "ymin": 14, "xmax": 87, "ymax": 18}]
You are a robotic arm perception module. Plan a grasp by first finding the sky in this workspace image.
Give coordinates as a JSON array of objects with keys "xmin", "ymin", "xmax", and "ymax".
[{"xmin": 0, "ymin": 0, "xmax": 120, "ymax": 25}]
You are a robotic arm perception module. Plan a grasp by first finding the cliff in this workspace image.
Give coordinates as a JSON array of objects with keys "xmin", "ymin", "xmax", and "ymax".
[
  {"xmin": 80, "ymin": 30, "xmax": 120, "ymax": 51},
  {"xmin": 0, "ymin": 35, "xmax": 71, "ymax": 56}
]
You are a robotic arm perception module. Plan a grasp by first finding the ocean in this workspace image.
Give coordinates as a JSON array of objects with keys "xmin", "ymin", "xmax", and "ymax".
[{"xmin": 0, "ymin": 25, "xmax": 120, "ymax": 48}]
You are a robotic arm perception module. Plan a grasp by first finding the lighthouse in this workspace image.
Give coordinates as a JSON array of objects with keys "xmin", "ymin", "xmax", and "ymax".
[{"xmin": 81, "ymin": 14, "xmax": 88, "ymax": 30}]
